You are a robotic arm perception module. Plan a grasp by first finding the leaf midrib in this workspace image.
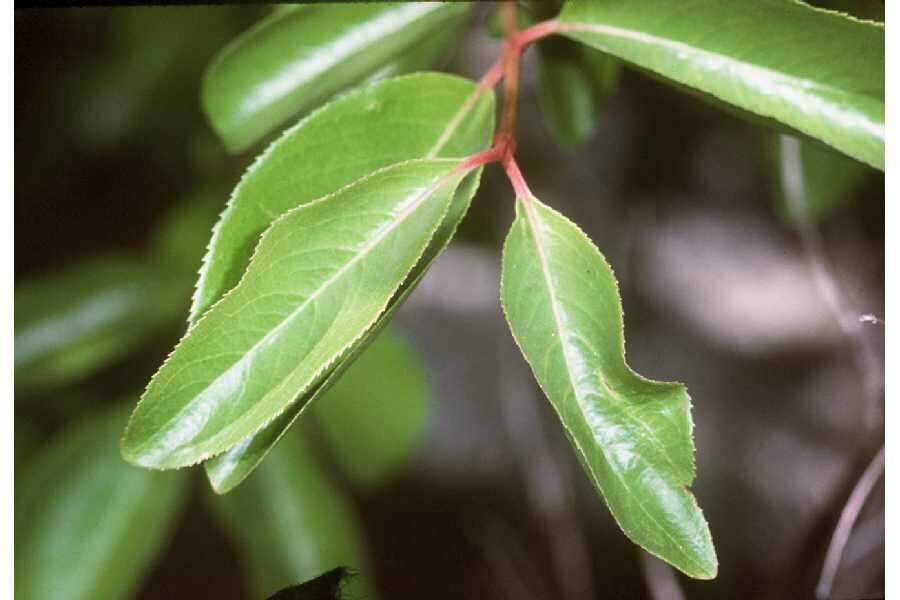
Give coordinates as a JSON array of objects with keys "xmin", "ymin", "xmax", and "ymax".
[{"xmin": 558, "ymin": 22, "xmax": 884, "ymax": 138}]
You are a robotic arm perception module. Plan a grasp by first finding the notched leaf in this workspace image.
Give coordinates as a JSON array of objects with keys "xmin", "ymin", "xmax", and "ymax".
[{"xmin": 500, "ymin": 194, "xmax": 716, "ymax": 578}]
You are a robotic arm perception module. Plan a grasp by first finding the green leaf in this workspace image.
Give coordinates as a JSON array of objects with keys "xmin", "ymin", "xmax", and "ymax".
[
  {"xmin": 208, "ymin": 430, "xmax": 369, "ymax": 599},
  {"xmin": 500, "ymin": 195, "xmax": 717, "ymax": 579},
  {"xmin": 203, "ymin": 169, "xmax": 483, "ymax": 493},
  {"xmin": 203, "ymin": 3, "xmax": 472, "ymax": 151},
  {"xmin": 359, "ymin": 14, "xmax": 464, "ymax": 85},
  {"xmin": 769, "ymin": 134, "xmax": 875, "ymax": 222},
  {"xmin": 149, "ymin": 188, "xmax": 231, "ymax": 282},
  {"xmin": 15, "ymin": 405, "xmax": 188, "ymax": 600},
  {"xmin": 557, "ymin": 0, "xmax": 884, "ymax": 169},
  {"xmin": 123, "ymin": 158, "xmax": 473, "ymax": 469},
  {"xmin": 192, "ymin": 73, "xmax": 495, "ymax": 323},
  {"xmin": 314, "ymin": 328, "xmax": 429, "ymax": 489},
  {"xmin": 15, "ymin": 256, "xmax": 182, "ymax": 393},
  {"xmin": 536, "ymin": 38, "xmax": 620, "ymax": 148}
]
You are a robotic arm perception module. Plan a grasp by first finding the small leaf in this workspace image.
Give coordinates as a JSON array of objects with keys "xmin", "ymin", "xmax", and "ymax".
[
  {"xmin": 536, "ymin": 38, "xmax": 620, "ymax": 148},
  {"xmin": 15, "ymin": 256, "xmax": 181, "ymax": 392},
  {"xmin": 204, "ymin": 169, "xmax": 483, "ymax": 493},
  {"xmin": 123, "ymin": 159, "xmax": 473, "ymax": 469},
  {"xmin": 266, "ymin": 568, "xmax": 353, "ymax": 600},
  {"xmin": 500, "ymin": 195, "xmax": 717, "ymax": 579},
  {"xmin": 314, "ymin": 328, "xmax": 430, "ymax": 489},
  {"xmin": 192, "ymin": 73, "xmax": 495, "ymax": 323},
  {"xmin": 558, "ymin": 0, "xmax": 884, "ymax": 169},
  {"xmin": 15, "ymin": 405, "xmax": 188, "ymax": 600},
  {"xmin": 203, "ymin": 3, "xmax": 472, "ymax": 151},
  {"xmin": 769, "ymin": 134, "xmax": 875, "ymax": 222},
  {"xmin": 209, "ymin": 431, "xmax": 369, "ymax": 599}
]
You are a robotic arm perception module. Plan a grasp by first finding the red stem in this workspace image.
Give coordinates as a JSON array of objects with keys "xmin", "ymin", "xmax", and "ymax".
[
  {"xmin": 456, "ymin": 14, "xmax": 561, "ymax": 197},
  {"xmin": 502, "ymin": 152, "xmax": 533, "ymax": 199}
]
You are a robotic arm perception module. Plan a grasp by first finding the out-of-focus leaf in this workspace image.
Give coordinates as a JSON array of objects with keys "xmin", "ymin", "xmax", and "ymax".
[
  {"xmin": 204, "ymin": 169, "xmax": 484, "ymax": 493},
  {"xmin": 61, "ymin": 7, "xmax": 251, "ymax": 151},
  {"xmin": 536, "ymin": 38, "xmax": 620, "ymax": 148},
  {"xmin": 15, "ymin": 256, "xmax": 181, "ymax": 393},
  {"xmin": 500, "ymin": 195, "xmax": 717, "ymax": 579},
  {"xmin": 202, "ymin": 3, "xmax": 472, "ymax": 151},
  {"xmin": 359, "ymin": 12, "xmax": 465, "ymax": 86},
  {"xmin": 149, "ymin": 188, "xmax": 230, "ymax": 282},
  {"xmin": 122, "ymin": 159, "xmax": 472, "ymax": 469},
  {"xmin": 14, "ymin": 419, "xmax": 38, "ymax": 476},
  {"xmin": 314, "ymin": 328, "xmax": 429, "ymax": 489},
  {"xmin": 209, "ymin": 431, "xmax": 369, "ymax": 599},
  {"xmin": 557, "ymin": 0, "xmax": 885, "ymax": 169},
  {"xmin": 768, "ymin": 134, "xmax": 875, "ymax": 222},
  {"xmin": 15, "ymin": 405, "xmax": 188, "ymax": 600},
  {"xmin": 191, "ymin": 73, "xmax": 494, "ymax": 323}
]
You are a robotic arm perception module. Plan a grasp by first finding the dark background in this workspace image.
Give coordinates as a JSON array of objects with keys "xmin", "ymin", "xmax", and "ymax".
[{"xmin": 15, "ymin": 3, "xmax": 885, "ymax": 599}]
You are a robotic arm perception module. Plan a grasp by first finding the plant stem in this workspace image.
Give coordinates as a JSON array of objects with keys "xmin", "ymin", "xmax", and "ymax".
[
  {"xmin": 815, "ymin": 445, "xmax": 884, "ymax": 599},
  {"xmin": 499, "ymin": 2, "xmax": 522, "ymax": 138},
  {"xmin": 455, "ymin": 12, "xmax": 562, "ymax": 197}
]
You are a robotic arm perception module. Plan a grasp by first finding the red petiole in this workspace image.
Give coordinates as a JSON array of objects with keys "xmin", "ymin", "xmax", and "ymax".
[{"xmin": 458, "ymin": 9, "xmax": 561, "ymax": 199}]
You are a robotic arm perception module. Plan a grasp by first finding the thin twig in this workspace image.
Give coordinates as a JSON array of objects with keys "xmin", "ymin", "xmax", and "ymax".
[
  {"xmin": 815, "ymin": 445, "xmax": 885, "ymax": 599},
  {"xmin": 641, "ymin": 552, "xmax": 687, "ymax": 600},
  {"xmin": 499, "ymin": 2, "xmax": 522, "ymax": 137},
  {"xmin": 498, "ymin": 348, "xmax": 595, "ymax": 600},
  {"xmin": 778, "ymin": 135, "xmax": 883, "ymax": 428}
]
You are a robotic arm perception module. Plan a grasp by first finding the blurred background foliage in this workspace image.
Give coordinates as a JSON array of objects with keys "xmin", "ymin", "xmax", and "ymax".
[{"xmin": 15, "ymin": 3, "xmax": 884, "ymax": 599}]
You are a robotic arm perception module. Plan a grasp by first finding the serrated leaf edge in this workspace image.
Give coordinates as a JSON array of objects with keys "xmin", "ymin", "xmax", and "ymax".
[{"xmin": 122, "ymin": 158, "xmax": 471, "ymax": 470}]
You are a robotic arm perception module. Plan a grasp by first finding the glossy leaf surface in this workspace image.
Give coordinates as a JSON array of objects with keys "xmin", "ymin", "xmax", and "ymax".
[
  {"xmin": 16, "ymin": 405, "xmax": 187, "ymax": 600},
  {"xmin": 204, "ymin": 169, "xmax": 483, "ymax": 493},
  {"xmin": 500, "ymin": 195, "xmax": 717, "ymax": 578},
  {"xmin": 203, "ymin": 3, "xmax": 471, "ymax": 151},
  {"xmin": 123, "ymin": 159, "xmax": 469, "ymax": 469},
  {"xmin": 192, "ymin": 73, "xmax": 495, "ymax": 322},
  {"xmin": 210, "ymin": 430, "xmax": 369, "ymax": 599},
  {"xmin": 558, "ymin": 0, "xmax": 885, "ymax": 169},
  {"xmin": 15, "ymin": 256, "xmax": 180, "ymax": 392}
]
